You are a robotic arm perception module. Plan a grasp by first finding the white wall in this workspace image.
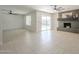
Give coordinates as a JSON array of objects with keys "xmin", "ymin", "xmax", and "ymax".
[
  {"xmin": 51, "ymin": 13, "xmax": 58, "ymax": 30},
  {"xmin": 0, "ymin": 16, "xmax": 3, "ymax": 45},
  {"xmin": 0, "ymin": 14, "xmax": 24, "ymax": 45},
  {"xmin": 24, "ymin": 11, "xmax": 58, "ymax": 32},
  {"xmin": 0, "ymin": 14, "xmax": 24, "ymax": 31},
  {"xmin": 24, "ymin": 11, "xmax": 37, "ymax": 32}
]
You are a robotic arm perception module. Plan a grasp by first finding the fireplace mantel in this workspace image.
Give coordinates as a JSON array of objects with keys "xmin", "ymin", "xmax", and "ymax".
[
  {"xmin": 57, "ymin": 18, "xmax": 79, "ymax": 21},
  {"xmin": 57, "ymin": 9, "xmax": 79, "ymax": 33}
]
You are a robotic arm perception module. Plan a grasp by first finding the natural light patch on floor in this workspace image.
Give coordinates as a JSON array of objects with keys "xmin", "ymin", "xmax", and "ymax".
[{"xmin": 1, "ymin": 29, "xmax": 79, "ymax": 53}]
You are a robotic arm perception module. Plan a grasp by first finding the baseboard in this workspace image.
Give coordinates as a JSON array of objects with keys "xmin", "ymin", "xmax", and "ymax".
[{"xmin": 3, "ymin": 28, "xmax": 24, "ymax": 32}]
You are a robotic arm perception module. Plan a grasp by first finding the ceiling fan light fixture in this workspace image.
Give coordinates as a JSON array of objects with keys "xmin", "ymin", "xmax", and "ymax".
[
  {"xmin": 50, "ymin": 5, "xmax": 65, "ymax": 11},
  {"xmin": 9, "ymin": 10, "xmax": 13, "ymax": 14}
]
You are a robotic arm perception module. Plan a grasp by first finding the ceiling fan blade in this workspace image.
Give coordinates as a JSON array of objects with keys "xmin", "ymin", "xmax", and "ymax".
[
  {"xmin": 50, "ymin": 5, "xmax": 65, "ymax": 11},
  {"xmin": 1, "ymin": 12, "xmax": 11, "ymax": 15},
  {"xmin": 1, "ymin": 9, "xmax": 22, "ymax": 15},
  {"xmin": 50, "ymin": 5, "xmax": 59, "ymax": 10},
  {"xmin": 1, "ymin": 9, "xmax": 10, "ymax": 11},
  {"xmin": 59, "ymin": 7, "xmax": 65, "ymax": 10},
  {"xmin": 11, "ymin": 12, "xmax": 24, "ymax": 15},
  {"xmin": 11, "ymin": 13, "xmax": 20, "ymax": 15}
]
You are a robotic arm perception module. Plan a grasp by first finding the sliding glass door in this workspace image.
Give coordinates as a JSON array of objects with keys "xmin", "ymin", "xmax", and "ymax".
[{"xmin": 41, "ymin": 16, "xmax": 51, "ymax": 31}]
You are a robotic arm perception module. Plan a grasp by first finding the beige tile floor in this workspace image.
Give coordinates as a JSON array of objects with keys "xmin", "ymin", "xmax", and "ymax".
[{"xmin": 0, "ymin": 29, "xmax": 79, "ymax": 54}]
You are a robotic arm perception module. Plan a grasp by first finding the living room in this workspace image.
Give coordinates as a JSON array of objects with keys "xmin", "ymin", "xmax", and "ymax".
[{"xmin": 0, "ymin": 5, "xmax": 79, "ymax": 54}]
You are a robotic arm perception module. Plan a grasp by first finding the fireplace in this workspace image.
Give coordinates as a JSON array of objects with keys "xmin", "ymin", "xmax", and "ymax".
[{"xmin": 64, "ymin": 23, "xmax": 71, "ymax": 28}]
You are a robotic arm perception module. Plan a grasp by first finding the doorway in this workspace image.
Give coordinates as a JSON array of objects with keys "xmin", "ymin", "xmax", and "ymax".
[{"xmin": 41, "ymin": 16, "xmax": 51, "ymax": 31}]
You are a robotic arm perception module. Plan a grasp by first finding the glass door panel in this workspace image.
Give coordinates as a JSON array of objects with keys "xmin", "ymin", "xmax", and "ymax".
[{"xmin": 41, "ymin": 16, "xmax": 51, "ymax": 31}]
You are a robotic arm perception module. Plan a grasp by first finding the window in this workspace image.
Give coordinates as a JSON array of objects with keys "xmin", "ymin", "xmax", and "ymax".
[{"xmin": 26, "ymin": 16, "xmax": 31, "ymax": 25}]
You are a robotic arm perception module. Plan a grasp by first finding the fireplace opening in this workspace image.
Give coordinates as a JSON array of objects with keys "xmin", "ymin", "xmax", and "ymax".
[{"xmin": 64, "ymin": 23, "xmax": 71, "ymax": 28}]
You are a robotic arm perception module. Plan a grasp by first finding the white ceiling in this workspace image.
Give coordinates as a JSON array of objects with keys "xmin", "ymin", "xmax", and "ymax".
[
  {"xmin": 0, "ymin": 5, "xmax": 34, "ymax": 15},
  {"xmin": 25, "ymin": 5, "xmax": 79, "ymax": 13},
  {"xmin": 0, "ymin": 5, "xmax": 79, "ymax": 14}
]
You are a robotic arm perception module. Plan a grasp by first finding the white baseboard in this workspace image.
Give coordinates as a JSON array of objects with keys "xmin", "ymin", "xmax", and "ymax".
[{"xmin": 3, "ymin": 28, "xmax": 24, "ymax": 32}]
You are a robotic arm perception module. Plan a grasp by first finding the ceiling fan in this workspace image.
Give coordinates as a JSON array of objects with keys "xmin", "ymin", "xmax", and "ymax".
[
  {"xmin": 50, "ymin": 5, "xmax": 65, "ymax": 11},
  {"xmin": 0, "ymin": 9, "xmax": 22, "ymax": 15}
]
